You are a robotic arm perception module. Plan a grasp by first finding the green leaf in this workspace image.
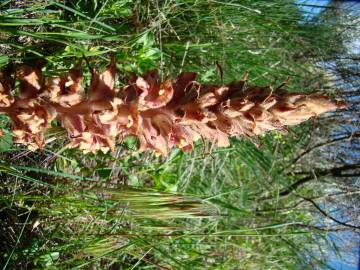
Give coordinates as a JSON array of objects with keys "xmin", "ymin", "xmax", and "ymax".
[
  {"xmin": 136, "ymin": 32, "xmax": 154, "ymax": 48},
  {"xmin": 97, "ymin": 168, "xmax": 112, "ymax": 179},
  {"xmin": 0, "ymin": 131, "xmax": 13, "ymax": 152},
  {"xmin": 0, "ymin": 55, "xmax": 9, "ymax": 68},
  {"xmin": 129, "ymin": 175, "xmax": 139, "ymax": 186}
]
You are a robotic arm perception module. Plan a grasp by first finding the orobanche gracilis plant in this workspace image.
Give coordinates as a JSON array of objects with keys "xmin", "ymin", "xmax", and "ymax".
[{"xmin": 0, "ymin": 59, "xmax": 346, "ymax": 155}]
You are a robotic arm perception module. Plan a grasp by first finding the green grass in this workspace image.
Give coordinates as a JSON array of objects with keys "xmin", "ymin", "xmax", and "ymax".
[{"xmin": 0, "ymin": 0, "xmax": 358, "ymax": 269}]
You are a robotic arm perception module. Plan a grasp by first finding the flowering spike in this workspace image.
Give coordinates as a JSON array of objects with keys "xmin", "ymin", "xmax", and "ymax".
[{"xmin": 0, "ymin": 61, "xmax": 346, "ymax": 154}]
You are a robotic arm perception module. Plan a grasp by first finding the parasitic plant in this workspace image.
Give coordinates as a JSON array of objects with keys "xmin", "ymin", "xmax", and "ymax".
[{"xmin": 0, "ymin": 60, "xmax": 346, "ymax": 155}]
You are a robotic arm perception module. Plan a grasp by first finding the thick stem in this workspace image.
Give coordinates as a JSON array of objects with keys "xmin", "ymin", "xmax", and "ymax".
[
  {"xmin": 0, "ymin": 107, "xmax": 11, "ymax": 113},
  {"xmin": 50, "ymin": 100, "xmax": 113, "ymax": 115}
]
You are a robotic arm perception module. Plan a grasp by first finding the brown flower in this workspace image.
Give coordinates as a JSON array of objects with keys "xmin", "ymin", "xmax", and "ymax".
[{"xmin": 0, "ymin": 60, "xmax": 346, "ymax": 155}]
